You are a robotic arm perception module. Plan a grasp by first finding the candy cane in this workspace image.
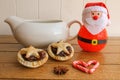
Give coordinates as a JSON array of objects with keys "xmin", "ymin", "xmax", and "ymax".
[{"xmin": 72, "ymin": 60, "xmax": 100, "ymax": 74}]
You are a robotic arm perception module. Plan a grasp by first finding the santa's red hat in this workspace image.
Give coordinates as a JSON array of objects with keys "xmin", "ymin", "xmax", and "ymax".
[{"xmin": 83, "ymin": 2, "xmax": 110, "ymax": 26}]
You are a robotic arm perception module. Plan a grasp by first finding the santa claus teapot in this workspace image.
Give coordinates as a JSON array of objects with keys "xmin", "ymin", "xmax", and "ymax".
[{"xmin": 70, "ymin": 2, "xmax": 110, "ymax": 52}]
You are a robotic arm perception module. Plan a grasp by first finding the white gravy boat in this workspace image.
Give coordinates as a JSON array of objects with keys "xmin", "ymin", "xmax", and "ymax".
[{"xmin": 5, "ymin": 16, "xmax": 81, "ymax": 48}]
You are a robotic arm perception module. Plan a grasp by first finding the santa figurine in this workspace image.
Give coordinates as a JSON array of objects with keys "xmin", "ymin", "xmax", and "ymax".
[{"xmin": 77, "ymin": 2, "xmax": 110, "ymax": 52}]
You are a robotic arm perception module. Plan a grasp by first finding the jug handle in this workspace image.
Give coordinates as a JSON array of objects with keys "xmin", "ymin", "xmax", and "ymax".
[{"xmin": 66, "ymin": 20, "xmax": 82, "ymax": 42}]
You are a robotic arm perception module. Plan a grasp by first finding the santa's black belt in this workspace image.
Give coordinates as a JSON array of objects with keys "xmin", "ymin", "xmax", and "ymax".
[{"xmin": 78, "ymin": 36, "xmax": 107, "ymax": 45}]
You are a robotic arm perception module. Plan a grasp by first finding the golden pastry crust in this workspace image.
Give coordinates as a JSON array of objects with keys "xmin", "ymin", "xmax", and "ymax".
[
  {"xmin": 17, "ymin": 46, "xmax": 48, "ymax": 68},
  {"xmin": 47, "ymin": 41, "xmax": 74, "ymax": 61}
]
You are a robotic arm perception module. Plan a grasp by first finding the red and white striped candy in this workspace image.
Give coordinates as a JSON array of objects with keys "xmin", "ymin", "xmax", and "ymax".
[{"xmin": 72, "ymin": 60, "xmax": 100, "ymax": 74}]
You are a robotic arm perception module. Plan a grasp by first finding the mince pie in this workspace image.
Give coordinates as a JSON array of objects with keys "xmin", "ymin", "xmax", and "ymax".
[
  {"xmin": 17, "ymin": 46, "xmax": 48, "ymax": 68},
  {"xmin": 47, "ymin": 40, "xmax": 74, "ymax": 61}
]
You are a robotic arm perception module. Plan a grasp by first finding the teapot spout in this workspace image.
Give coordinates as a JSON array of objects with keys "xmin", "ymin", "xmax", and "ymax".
[{"xmin": 4, "ymin": 16, "xmax": 24, "ymax": 33}]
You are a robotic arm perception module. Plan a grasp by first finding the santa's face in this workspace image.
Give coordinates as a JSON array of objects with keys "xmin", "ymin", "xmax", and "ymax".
[{"xmin": 82, "ymin": 11, "xmax": 109, "ymax": 35}]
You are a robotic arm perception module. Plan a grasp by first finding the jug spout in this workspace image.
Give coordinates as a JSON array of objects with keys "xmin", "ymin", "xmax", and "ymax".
[{"xmin": 4, "ymin": 16, "xmax": 24, "ymax": 33}]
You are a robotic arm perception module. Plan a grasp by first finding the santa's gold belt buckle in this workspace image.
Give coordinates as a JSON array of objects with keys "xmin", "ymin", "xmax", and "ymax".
[{"xmin": 91, "ymin": 39, "xmax": 98, "ymax": 45}]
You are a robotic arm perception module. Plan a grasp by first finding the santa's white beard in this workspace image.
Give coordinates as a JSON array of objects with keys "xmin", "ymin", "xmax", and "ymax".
[{"xmin": 84, "ymin": 13, "xmax": 108, "ymax": 35}]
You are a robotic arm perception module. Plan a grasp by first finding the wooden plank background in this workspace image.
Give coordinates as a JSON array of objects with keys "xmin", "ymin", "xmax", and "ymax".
[{"xmin": 0, "ymin": 0, "xmax": 120, "ymax": 36}]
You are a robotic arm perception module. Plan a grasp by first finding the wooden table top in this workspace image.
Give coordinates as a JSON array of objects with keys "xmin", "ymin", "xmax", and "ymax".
[{"xmin": 0, "ymin": 35, "xmax": 120, "ymax": 80}]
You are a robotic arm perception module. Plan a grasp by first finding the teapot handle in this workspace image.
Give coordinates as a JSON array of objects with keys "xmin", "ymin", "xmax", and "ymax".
[{"xmin": 66, "ymin": 20, "xmax": 82, "ymax": 42}]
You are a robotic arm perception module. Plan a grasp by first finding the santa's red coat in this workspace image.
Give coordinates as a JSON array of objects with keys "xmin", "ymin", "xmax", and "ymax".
[{"xmin": 78, "ymin": 25, "xmax": 107, "ymax": 52}]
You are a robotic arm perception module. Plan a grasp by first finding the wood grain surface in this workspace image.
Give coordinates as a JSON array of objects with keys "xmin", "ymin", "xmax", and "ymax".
[{"xmin": 0, "ymin": 36, "xmax": 120, "ymax": 80}]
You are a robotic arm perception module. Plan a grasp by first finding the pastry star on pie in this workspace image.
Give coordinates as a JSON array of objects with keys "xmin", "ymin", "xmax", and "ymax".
[
  {"xmin": 47, "ymin": 41, "xmax": 74, "ymax": 61},
  {"xmin": 17, "ymin": 46, "xmax": 48, "ymax": 68}
]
